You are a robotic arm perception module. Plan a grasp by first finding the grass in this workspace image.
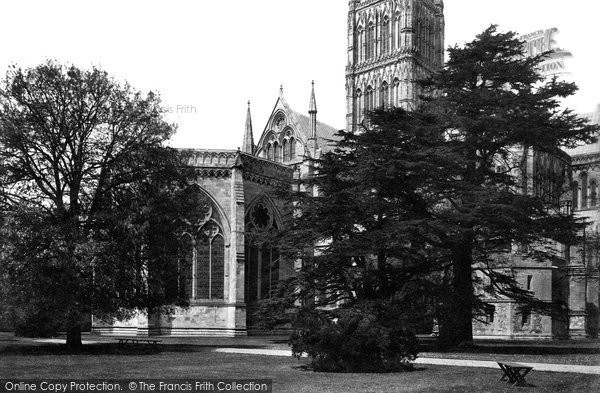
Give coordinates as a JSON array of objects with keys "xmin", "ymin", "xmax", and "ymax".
[
  {"xmin": 0, "ymin": 344, "xmax": 599, "ymax": 393},
  {"xmin": 421, "ymin": 344, "xmax": 600, "ymax": 366}
]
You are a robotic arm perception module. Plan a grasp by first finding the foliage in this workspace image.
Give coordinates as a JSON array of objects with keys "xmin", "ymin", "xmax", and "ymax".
[
  {"xmin": 418, "ymin": 25, "xmax": 599, "ymax": 346},
  {"xmin": 290, "ymin": 301, "xmax": 419, "ymax": 373},
  {"xmin": 256, "ymin": 108, "xmax": 449, "ymax": 371},
  {"xmin": 0, "ymin": 61, "xmax": 192, "ymax": 345}
]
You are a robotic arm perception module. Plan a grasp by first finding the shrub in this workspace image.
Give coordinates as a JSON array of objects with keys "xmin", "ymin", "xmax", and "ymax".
[{"xmin": 290, "ymin": 301, "xmax": 419, "ymax": 373}]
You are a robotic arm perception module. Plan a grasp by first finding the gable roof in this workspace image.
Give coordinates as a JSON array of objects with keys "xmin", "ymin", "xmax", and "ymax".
[{"xmin": 256, "ymin": 94, "xmax": 340, "ymax": 155}]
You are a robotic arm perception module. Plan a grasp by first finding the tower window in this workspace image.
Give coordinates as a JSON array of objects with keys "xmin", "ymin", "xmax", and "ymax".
[
  {"xmin": 382, "ymin": 18, "xmax": 390, "ymax": 55},
  {"xmin": 526, "ymin": 275, "xmax": 533, "ymax": 291}
]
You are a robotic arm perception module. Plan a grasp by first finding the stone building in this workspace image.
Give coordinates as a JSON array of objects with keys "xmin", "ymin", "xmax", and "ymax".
[
  {"xmin": 94, "ymin": 0, "xmax": 600, "ymax": 339},
  {"xmin": 92, "ymin": 84, "xmax": 337, "ymax": 336}
]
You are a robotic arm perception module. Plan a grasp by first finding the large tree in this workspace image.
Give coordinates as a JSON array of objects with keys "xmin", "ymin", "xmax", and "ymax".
[
  {"xmin": 260, "ymin": 108, "xmax": 452, "ymax": 371},
  {"xmin": 0, "ymin": 61, "xmax": 191, "ymax": 346},
  {"xmin": 421, "ymin": 26, "xmax": 599, "ymax": 346}
]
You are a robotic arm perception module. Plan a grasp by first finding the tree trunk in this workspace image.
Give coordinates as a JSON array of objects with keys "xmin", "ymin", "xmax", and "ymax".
[
  {"xmin": 66, "ymin": 324, "xmax": 82, "ymax": 348},
  {"xmin": 438, "ymin": 239, "xmax": 474, "ymax": 348}
]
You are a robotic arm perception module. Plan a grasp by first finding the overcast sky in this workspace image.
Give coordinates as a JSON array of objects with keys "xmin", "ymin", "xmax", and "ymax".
[{"xmin": 0, "ymin": 1, "xmax": 598, "ymax": 149}]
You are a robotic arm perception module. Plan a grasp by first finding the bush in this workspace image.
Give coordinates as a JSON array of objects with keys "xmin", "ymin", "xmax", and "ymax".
[{"xmin": 290, "ymin": 301, "xmax": 419, "ymax": 373}]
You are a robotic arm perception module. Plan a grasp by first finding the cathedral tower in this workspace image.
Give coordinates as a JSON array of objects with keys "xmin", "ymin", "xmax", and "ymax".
[{"xmin": 345, "ymin": 0, "xmax": 445, "ymax": 131}]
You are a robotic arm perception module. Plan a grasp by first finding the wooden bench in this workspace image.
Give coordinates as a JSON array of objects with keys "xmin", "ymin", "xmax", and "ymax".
[
  {"xmin": 497, "ymin": 362, "xmax": 534, "ymax": 387},
  {"xmin": 116, "ymin": 338, "xmax": 162, "ymax": 348}
]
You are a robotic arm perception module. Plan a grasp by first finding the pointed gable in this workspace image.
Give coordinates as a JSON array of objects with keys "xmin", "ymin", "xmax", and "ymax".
[{"xmin": 255, "ymin": 93, "xmax": 339, "ymax": 164}]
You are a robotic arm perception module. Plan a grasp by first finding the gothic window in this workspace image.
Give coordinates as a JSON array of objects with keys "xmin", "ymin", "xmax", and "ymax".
[
  {"xmin": 381, "ymin": 81, "xmax": 389, "ymax": 108},
  {"xmin": 393, "ymin": 78, "xmax": 400, "ymax": 106},
  {"xmin": 245, "ymin": 200, "xmax": 280, "ymax": 304},
  {"xmin": 367, "ymin": 23, "xmax": 375, "ymax": 59},
  {"xmin": 356, "ymin": 89, "xmax": 363, "ymax": 123},
  {"xmin": 365, "ymin": 86, "xmax": 374, "ymax": 113},
  {"xmin": 581, "ymin": 172, "xmax": 588, "ymax": 209},
  {"xmin": 357, "ymin": 28, "xmax": 365, "ymax": 62},
  {"xmin": 266, "ymin": 144, "xmax": 273, "ymax": 161},
  {"xmin": 382, "ymin": 17, "xmax": 390, "ymax": 55},
  {"xmin": 176, "ymin": 186, "xmax": 225, "ymax": 301},
  {"xmin": 273, "ymin": 141, "xmax": 280, "ymax": 163},
  {"xmin": 290, "ymin": 137, "xmax": 296, "ymax": 159},
  {"xmin": 282, "ymin": 139, "xmax": 289, "ymax": 163},
  {"xmin": 573, "ymin": 181, "xmax": 579, "ymax": 211},
  {"xmin": 273, "ymin": 115, "xmax": 286, "ymax": 132},
  {"xmin": 591, "ymin": 180, "xmax": 598, "ymax": 207}
]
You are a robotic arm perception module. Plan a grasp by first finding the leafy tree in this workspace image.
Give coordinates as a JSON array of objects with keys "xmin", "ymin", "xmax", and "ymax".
[
  {"xmin": 420, "ymin": 25, "xmax": 599, "ymax": 346},
  {"xmin": 0, "ymin": 61, "xmax": 191, "ymax": 346}
]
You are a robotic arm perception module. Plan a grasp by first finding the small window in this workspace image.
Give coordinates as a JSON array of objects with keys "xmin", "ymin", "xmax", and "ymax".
[
  {"xmin": 526, "ymin": 275, "xmax": 533, "ymax": 291},
  {"xmin": 521, "ymin": 307, "xmax": 531, "ymax": 327},
  {"xmin": 487, "ymin": 305, "xmax": 495, "ymax": 323}
]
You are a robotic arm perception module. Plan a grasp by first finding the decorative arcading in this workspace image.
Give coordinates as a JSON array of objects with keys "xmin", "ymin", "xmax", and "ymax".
[
  {"xmin": 196, "ymin": 168, "xmax": 232, "ymax": 178},
  {"xmin": 242, "ymin": 172, "xmax": 288, "ymax": 188},
  {"xmin": 184, "ymin": 149, "xmax": 239, "ymax": 168},
  {"xmin": 572, "ymin": 153, "xmax": 600, "ymax": 169}
]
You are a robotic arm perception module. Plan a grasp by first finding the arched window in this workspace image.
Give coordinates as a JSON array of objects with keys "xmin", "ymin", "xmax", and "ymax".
[
  {"xmin": 365, "ymin": 86, "xmax": 374, "ymax": 113},
  {"xmin": 392, "ymin": 78, "xmax": 400, "ymax": 107},
  {"xmin": 573, "ymin": 181, "xmax": 579, "ymax": 211},
  {"xmin": 356, "ymin": 89, "xmax": 363, "ymax": 123},
  {"xmin": 266, "ymin": 144, "xmax": 273, "ymax": 161},
  {"xmin": 591, "ymin": 180, "xmax": 598, "ymax": 207},
  {"xmin": 581, "ymin": 173, "xmax": 588, "ymax": 209},
  {"xmin": 282, "ymin": 139, "xmax": 289, "ymax": 163},
  {"xmin": 382, "ymin": 17, "xmax": 390, "ymax": 55},
  {"xmin": 290, "ymin": 137, "xmax": 296, "ymax": 159},
  {"xmin": 381, "ymin": 81, "xmax": 389, "ymax": 108},
  {"xmin": 367, "ymin": 22, "xmax": 375, "ymax": 59},
  {"xmin": 273, "ymin": 141, "xmax": 280, "ymax": 163},
  {"xmin": 245, "ymin": 200, "xmax": 280, "ymax": 304},
  {"xmin": 358, "ymin": 27, "xmax": 365, "ymax": 62},
  {"xmin": 176, "ymin": 186, "xmax": 226, "ymax": 300}
]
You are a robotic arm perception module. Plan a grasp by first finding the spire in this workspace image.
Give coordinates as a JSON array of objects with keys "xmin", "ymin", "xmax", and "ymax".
[
  {"xmin": 309, "ymin": 80, "xmax": 317, "ymax": 114},
  {"xmin": 308, "ymin": 81, "xmax": 318, "ymax": 156},
  {"xmin": 242, "ymin": 100, "xmax": 254, "ymax": 155}
]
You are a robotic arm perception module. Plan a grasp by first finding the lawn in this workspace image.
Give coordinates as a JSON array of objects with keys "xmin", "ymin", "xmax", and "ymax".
[{"xmin": 0, "ymin": 344, "xmax": 598, "ymax": 393}]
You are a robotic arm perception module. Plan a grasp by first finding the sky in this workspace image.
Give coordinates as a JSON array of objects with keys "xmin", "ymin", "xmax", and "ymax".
[{"xmin": 0, "ymin": 0, "xmax": 598, "ymax": 150}]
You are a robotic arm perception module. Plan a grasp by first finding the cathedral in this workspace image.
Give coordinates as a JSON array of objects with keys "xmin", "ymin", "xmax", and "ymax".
[{"xmin": 93, "ymin": 0, "xmax": 600, "ymax": 339}]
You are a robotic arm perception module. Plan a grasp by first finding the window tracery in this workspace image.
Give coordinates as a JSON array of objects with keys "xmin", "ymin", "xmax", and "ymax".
[
  {"xmin": 176, "ymin": 186, "xmax": 225, "ymax": 300},
  {"xmin": 245, "ymin": 199, "xmax": 280, "ymax": 303}
]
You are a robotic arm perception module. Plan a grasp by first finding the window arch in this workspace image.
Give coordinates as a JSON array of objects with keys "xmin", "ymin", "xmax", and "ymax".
[
  {"xmin": 245, "ymin": 199, "xmax": 281, "ymax": 303},
  {"xmin": 573, "ymin": 181, "xmax": 579, "ymax": 211},
  {"xmin": 382, "ymin": 17, "xmax": 391, "ymax": 55},
  {"xmin": 356, "ymin": 89, "xmax": 363, "ymax": 123},
  {"xmin": 365, "ymin": 85, "xmax": 374, "ymax": 113},
  {"xmin": 581, "ymin": 172, "xmax": 588, "ymax": 209},
  {"xmin": 266, "ymin": 144, "xmax": 273, "ymax": 161},
  {"xmin": 392, "ymin": 78, "xmax": 400, "ymax": 107},
  {"xmin": 273, "ymin": 141, "xmax": 280, "ymax": 163},
  {"xmin": 366, "ymin": 22, "xmax": 376, "ymax": 59},
  {"xmin": 591, "ymin": 179, "xmax": 598, "ymax": 207},
  {"xmin": 381, "ymin": 81, "xmax": 390, "ymax": 108},
  {"xmin": 282, "ymin": 138, "xmax": 289, "ymax": 163},
  {"xmin": 176, "ymin": 187, "xmax": 226, "ymax": 300},
  {"xmin": 290, "ymin": 137, "xmax": 296, "ymax": 159}
]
